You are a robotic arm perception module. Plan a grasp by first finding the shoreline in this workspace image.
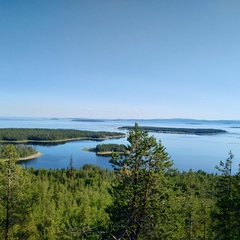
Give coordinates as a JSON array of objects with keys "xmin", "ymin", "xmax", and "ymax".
[
  {"xmin": 17, "ymin": 152, "xmax": 43, "ymax": 161},
  {"xmin": 96, "ymin": 151, "xmax": 125, "ymax": 156}
]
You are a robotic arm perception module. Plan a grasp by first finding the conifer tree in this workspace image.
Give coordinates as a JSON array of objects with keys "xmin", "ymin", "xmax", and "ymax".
[
  {"xmin": 213, "ymin": 151, "xmax": 240, "ymax": 239},
  {"xmin": 107, "ymin": 123, "xmax": 176, "ymax": 240},
  {"xmin": 0, "ymin": 145, "xmax": 36, "ymax": 239}
]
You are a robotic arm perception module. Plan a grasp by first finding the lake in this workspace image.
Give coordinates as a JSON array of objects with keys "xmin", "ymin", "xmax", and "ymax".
[{"xmin": 1, "ymin": 117, "xmax": 240, "ymax": 173}]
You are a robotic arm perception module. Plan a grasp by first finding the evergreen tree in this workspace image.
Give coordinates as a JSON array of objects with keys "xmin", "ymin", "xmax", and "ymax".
[
  {"xmin": 0, "ymin": 145, "xmax": 37, "ymax": 239},
  {"xmin": 213, "ymin": 151, "xmax": 240, "ymax": 239},
  {"xmin": 107, "ymin": 123, "xmax": 177, "ymax": 239}
]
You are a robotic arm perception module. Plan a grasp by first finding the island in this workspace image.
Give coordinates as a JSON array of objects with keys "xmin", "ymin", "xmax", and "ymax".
[
  {"xmin": 0, "ymin": 128, "xmax": 126, "ymax": 143},
  {"xmin": 118, "ymin": 126, "xmax": 227, "ymax": 135},
  {"xmin": 83, "ymin": 143, "xmax": 127, "ymax": 156}
]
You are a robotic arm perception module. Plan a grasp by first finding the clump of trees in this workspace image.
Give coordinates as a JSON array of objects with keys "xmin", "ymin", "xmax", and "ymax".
[
  {"xmin": 95, "ymin": 144, "xmax": 126, "ymax": 153},
  {"xmin": 0, "ymin": 125, "xmax": 240, "ymax": 239}
]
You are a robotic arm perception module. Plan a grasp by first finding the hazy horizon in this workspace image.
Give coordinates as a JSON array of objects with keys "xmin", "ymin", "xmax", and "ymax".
[{"xmin": 2, "ymin": 116, "xmax": 240, "ymax": 122}]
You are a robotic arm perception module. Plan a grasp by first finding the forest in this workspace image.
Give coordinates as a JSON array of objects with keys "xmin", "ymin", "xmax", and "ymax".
[
  {"xmin": 0, "ymin": 128, "xmax": 125, "ymax": 142},
  {"xmin": 0, "ymin": 124, "xmax": 239, "ymax": 239}
]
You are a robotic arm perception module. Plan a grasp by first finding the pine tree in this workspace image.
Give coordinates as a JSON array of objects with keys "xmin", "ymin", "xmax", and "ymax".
[
  {"xmin": 107, "ymin": 123, "xmax": 176, "ymax": 239},
  {"xmin": 0, "ymin": 145, "xmax": 36, "ymax": 239},
  {"xmin": 213, "ymin": 151, "xmax": 240, "ymax": 239}
]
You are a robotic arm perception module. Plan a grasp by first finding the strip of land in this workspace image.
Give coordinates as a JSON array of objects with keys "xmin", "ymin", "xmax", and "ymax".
[
  {"xmin": 17, "ymin": 152, "xmax": 43, "ymax": 161},
  {"xmin": 118, "ymin": 126, "xmax": 227, "ymax": 135},
  {"xmin": 0, "ymin": 152, "xmax": 43, "ymax": 162}
]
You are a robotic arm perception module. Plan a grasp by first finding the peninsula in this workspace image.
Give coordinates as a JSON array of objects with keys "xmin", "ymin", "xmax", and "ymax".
[
  {"xmin": 17, "ymin": 152, "xmax": 43, "ymax": 161},
  {"xmin": 118, "ymin": 126, "xmax": 227, "ymax": 135}
]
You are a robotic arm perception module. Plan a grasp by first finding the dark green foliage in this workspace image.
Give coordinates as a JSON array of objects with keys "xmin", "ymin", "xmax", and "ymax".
[
  {"xmin": 108, "ymin": 123, "xmax": 178, "ymax": 239},
  {"xmin": 174, "ymin": 169, "xmax": 216, "ymax": 239},
  {"xmin": 0, "ymin": 128, "xmax": 125, "ymax": 142},
  {"xmin": 212, "ymin": 151, "xmax": 240, "ymax": 239},
  {"xmin": 0, "ymin": 145, "xmax": 37, "ymax": 239}
]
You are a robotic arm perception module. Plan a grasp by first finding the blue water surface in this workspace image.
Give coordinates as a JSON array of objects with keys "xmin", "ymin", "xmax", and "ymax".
[{"xmin": 1, "ymin": 117, "xmax": 240, "ymax": 173}]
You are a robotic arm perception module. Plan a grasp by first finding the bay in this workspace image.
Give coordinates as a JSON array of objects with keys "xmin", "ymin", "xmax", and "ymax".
[{"xmin": 1, "ymin": 117, "xmax": 240, "ymax": 173}]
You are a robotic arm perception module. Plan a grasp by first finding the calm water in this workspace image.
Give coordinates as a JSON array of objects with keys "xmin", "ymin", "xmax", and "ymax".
[{"xmin": 1, "ymin": 117, "xmax": 240, "ymax": 173}]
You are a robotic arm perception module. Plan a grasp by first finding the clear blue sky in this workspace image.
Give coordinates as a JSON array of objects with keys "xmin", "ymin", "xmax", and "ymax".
[{"xmin": 1, "ymin": 1, "xmax": 240, "ymax": 119}]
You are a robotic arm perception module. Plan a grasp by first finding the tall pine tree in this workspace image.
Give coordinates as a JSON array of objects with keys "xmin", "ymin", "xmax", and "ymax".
[{"xmin": 107, "ymin": 123, "xmax": 177, "ymax": 240}]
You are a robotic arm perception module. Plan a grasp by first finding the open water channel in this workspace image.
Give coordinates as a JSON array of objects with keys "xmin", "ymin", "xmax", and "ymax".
[{"xmin": 1, "ymin": 117, "xmax": 240, "ymax": 173}]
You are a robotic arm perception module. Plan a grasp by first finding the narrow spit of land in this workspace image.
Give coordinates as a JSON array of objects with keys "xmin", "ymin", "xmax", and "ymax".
[
  {"xmin": 0, "ymin": 128, "xmax": 126, "ymax": 143},
  {"xmin": 118, "ymin": 126, "xmax": 227, "ymax": 135},
  {"xmin": 17, "ymin": 152, "xmax": 43, "ymax": 161}
]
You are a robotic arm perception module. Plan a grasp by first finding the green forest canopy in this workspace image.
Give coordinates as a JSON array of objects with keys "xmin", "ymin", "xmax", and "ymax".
[{"xmin": 0, "ymin": 141, "xmax": 239, "ymax": 239}]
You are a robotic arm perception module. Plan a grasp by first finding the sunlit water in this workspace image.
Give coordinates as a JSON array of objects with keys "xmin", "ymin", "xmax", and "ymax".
[{"xmin": 1, "ymin": 117, "xmax": 240, "ymax": 173}]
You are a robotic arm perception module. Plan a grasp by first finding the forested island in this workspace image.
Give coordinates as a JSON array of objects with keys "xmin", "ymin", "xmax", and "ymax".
[
  {"xmin": 119, "ymin": 126, "xmax": 227, "ymax": 135},
  {"xmin": 84, "ymin": 143, "xmax": 126, "ymax": 156},
  {"xmin": 0, "ymin": 128, "xmax": 125, "ymax": 143}
]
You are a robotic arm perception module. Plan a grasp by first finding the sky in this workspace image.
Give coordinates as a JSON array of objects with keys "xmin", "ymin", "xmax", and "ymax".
[{"xmin": 1, "ymin": 1, "xmax": 240, "ymax": 120}]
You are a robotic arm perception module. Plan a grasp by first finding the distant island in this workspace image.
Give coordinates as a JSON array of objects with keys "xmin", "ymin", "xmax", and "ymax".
[
  {"xmin": 0, "ymin": 128, "xmax": 125, "ymax": 143},
  {"xmin": 72, "ymin": 119, "xmax": 105, "ymax": 122},
  {"xmin": 118, "ymin": 126, "xmax": 227, "ymax": 135},
  {"xmin": 83, "ymin": 143, "xmax": 127, "ymax": 156}
]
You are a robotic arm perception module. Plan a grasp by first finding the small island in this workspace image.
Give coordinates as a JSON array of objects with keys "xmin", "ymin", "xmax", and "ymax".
[
  {"xmin": 83, "ymin": 143, "xmax": 127, "ymax": 156},
  {"xmin": 0, "ymin": 128, "xmax": 125, "ymax": 143},
  {"xmin": 118, "ymin": 126, "xmax": 227, "ymax": 135},
  {"xmin": 72, "ymin": 118, "xmax": 105, "ymax": 122}
]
